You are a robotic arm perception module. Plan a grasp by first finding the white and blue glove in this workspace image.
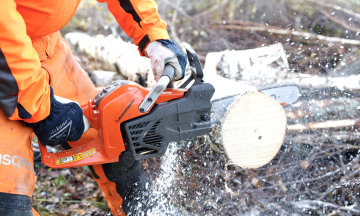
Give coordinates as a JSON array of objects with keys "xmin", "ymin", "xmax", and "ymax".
[
  {"xmin": 145, "ymin": 39, "xmax": 187, "ymax": 81},
  {"xmin": 26, "ymin": 86, "xmax": 90, "ymax": 146}
]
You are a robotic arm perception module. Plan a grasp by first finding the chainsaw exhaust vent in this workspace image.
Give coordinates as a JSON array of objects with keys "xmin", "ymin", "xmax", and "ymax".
[
  {"xmin": 143, "ymin": 119, "xmax": 163, "ymax": 147},
  {"xmin": 128, "ymin": 121, "xmax": 150, "ymax": 130},
  {"xmin": 123, "ymin": 119, "xmax": 164, "ymax": 158}
]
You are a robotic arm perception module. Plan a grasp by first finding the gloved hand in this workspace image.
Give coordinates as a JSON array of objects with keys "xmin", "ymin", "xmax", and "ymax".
[
  {"xmin": 144, "ymin": 39, "xmax": 187, "ymax": 81},
  {"xmin": 26, "ymin": 86, "xmax": 90, "ymax": 146}
]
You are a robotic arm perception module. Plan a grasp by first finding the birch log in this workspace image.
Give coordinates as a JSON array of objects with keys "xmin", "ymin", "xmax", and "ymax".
[
  {"xmin": 65, "ymin": 32, "xmax": 153, "ymax": 87},
  {"xmin": 221, "ymin": 91, "xmax": 287, "ymax": 168},
  {"xmin": 205, "ymin": 74, "xmax": 286, "ymax": 169}
]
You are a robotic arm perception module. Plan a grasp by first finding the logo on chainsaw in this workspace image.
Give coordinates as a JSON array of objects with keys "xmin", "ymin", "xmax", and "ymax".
[
  {"xmin": 115, "ymin": 99, "xmax": 135, "ymax": 123},
  {"xmin": 49, "ymin": 120, "xmax": 72, "ymax": 144}
]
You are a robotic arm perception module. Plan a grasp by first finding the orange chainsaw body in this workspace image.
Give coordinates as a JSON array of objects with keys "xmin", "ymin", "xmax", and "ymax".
[{"xmin": 39, "ymin": 81, "xmax": 187, "ymax": 168}]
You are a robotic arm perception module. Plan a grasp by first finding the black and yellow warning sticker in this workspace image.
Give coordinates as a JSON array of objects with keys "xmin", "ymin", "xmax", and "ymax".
[{"xmin": 56, "ymin": 148, "xmax": 97, "ymax": 165}]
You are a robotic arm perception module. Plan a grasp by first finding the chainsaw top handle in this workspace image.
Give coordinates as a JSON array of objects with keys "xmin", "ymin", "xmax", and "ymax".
[{"xmin": 139, "ymin": 64, "xmax": 174, "ymax": 113}]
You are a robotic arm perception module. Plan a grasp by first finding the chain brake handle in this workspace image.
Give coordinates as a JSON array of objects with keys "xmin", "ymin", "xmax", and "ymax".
[{"xmin": 180, "ymin": 47, "xmax": 204, "ymax": 88}]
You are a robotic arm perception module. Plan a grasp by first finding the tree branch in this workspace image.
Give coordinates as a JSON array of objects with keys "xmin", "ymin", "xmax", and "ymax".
[
  {"xmin": 192, "ymin": 0, "xmax": 230, "ymax": 18},
  {"xmin": 315, "ymin": 6, "xmax": 360, "ymax": 33},
  {"xmin": 208, "ymin": 23, "xmax": 360, "ymax": 45},
  {"xmin": 291, "ymin": 200, "xmax": 360, "ymax": 214},
  {"xmin": 307, "ymin": 0, "xmax": 360, "ymax": 20}
]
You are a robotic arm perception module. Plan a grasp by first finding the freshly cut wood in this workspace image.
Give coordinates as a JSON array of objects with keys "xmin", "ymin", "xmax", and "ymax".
[{"xmin": 221, "ymin": 92, "xmax": 287, "ymax": 169}]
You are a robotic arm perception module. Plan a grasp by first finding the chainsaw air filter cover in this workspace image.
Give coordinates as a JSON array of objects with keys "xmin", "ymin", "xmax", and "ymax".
[{"xmin": 122, "ymin": 82, "xmax": 215, "ymax": 160}]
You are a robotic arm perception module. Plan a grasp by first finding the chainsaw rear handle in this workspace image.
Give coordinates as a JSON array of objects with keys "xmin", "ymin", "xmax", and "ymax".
[{"xmin": 139, "ymin": 64, "xmax": 174, "ymax": 113}]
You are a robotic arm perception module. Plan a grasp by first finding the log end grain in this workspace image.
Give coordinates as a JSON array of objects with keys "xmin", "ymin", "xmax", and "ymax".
[{"xmin": 222, "ymin": 92, "xmax": 286, "ymax": 169}]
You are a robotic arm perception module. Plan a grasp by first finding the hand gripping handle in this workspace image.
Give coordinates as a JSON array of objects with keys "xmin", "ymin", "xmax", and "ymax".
[
  {"xmin": 139, "ymin": 64, "xmax": 174, "ymax": 113},
  {"xmin": 38, "ymin": 101, "xmax": 111, "ymax": 168}
]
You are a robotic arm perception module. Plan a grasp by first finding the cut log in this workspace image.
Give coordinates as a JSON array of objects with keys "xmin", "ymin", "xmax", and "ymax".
[{"xmin": 220, "ymin": 92, "xmax": 287, "ymax": 169}]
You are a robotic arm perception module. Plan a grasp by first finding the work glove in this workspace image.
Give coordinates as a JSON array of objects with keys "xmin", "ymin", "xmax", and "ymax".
[
  {"xmin": 144, "ymin": 39, "xmax": 187, "ymax": 81},
  {"xmin": 26, "ymin": 86, "xmax": 90, "ymax": 146}
]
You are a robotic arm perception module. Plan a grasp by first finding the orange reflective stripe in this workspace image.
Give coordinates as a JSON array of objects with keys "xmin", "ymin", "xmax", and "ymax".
[
  {"xmin": 99, "ymin": 0, "xmax": 169, "ymax": 55},
  {"xmin": 0, "ymin": 0, "xmax": 50, "ymax": 123},
  {"xmin": 32, "ymin": 207, "xmax": 40, "ymax": 216}
]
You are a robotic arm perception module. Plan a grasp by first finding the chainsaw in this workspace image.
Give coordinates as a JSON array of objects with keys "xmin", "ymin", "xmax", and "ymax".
[{"xmin": 38, "ymin": 48, "xmax": 300, "ymax": 168}]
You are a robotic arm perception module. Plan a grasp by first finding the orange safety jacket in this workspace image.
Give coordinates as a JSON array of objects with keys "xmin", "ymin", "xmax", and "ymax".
[{"xmin": 0, "ymin": 0, "xmax": 169, "ymax": 123}]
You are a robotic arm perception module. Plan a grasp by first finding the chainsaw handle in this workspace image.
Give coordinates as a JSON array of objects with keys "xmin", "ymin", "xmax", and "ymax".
[
  {"xmin": 81, "ymin": 100, "xmax": 99, "ymax": 130},
  {"xmin": 139, "ymin": 64, "xmax": 174, "ymax": 113},
  {"xmin": 38, "ymin": 141, "xmax": 48, "ymax": 159}
]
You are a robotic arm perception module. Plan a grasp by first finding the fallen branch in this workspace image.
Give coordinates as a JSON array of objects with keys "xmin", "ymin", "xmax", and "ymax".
[
  {"xmin": 159, "ymin": 0, "xmax": 231, "ymax": 49},
  {"xmin": 208, "ymin": 24, "xmax": 360, "ymax": 45},
  {"xmin": 291, "ymin": 200, "xmax": 360, "ymax": 214},
  {"xmin": 247, "ymin": 74, "xmax": 360, "ymax": 91},
  {"xmin": 307, "ymin": 0, "xmax": 360, "ymax": 21},
  {"xmin": 209, "ymin": 19, "xmax": 283, "ymax": 30},
  {"xmin": 192, "ymin": 0, "xmax": 231, "ymax": 18},
  {"xmin": 315, "ymin": 6, "xmax": 360, "ymax": 33},
  {"xmin": 287, "ymin": 119, "xmax": 359, "ymax": 133},
  {"xmin": 285, "ymin": 131, "xmax": 360, "ymax": 144}
]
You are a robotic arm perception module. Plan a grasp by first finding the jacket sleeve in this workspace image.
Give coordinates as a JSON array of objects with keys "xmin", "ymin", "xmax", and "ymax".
[
  {"xmin": 0, "ymin": 0, "xmax": 51, "ymax": 123},
  {"xmin": 98, "ymin": 0, "xmax": 170, "ymax": 56}
]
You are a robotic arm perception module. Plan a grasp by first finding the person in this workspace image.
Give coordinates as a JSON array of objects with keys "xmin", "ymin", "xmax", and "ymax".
[{"xmin": 0, "ymin": 0, "xmax": 186, "ymax": 215}]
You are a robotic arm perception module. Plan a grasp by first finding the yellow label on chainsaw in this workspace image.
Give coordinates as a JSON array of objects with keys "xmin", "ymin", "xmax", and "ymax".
[{"xmin": 56, "ymin": 148, "xmax": 97, "ymax": 165}]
